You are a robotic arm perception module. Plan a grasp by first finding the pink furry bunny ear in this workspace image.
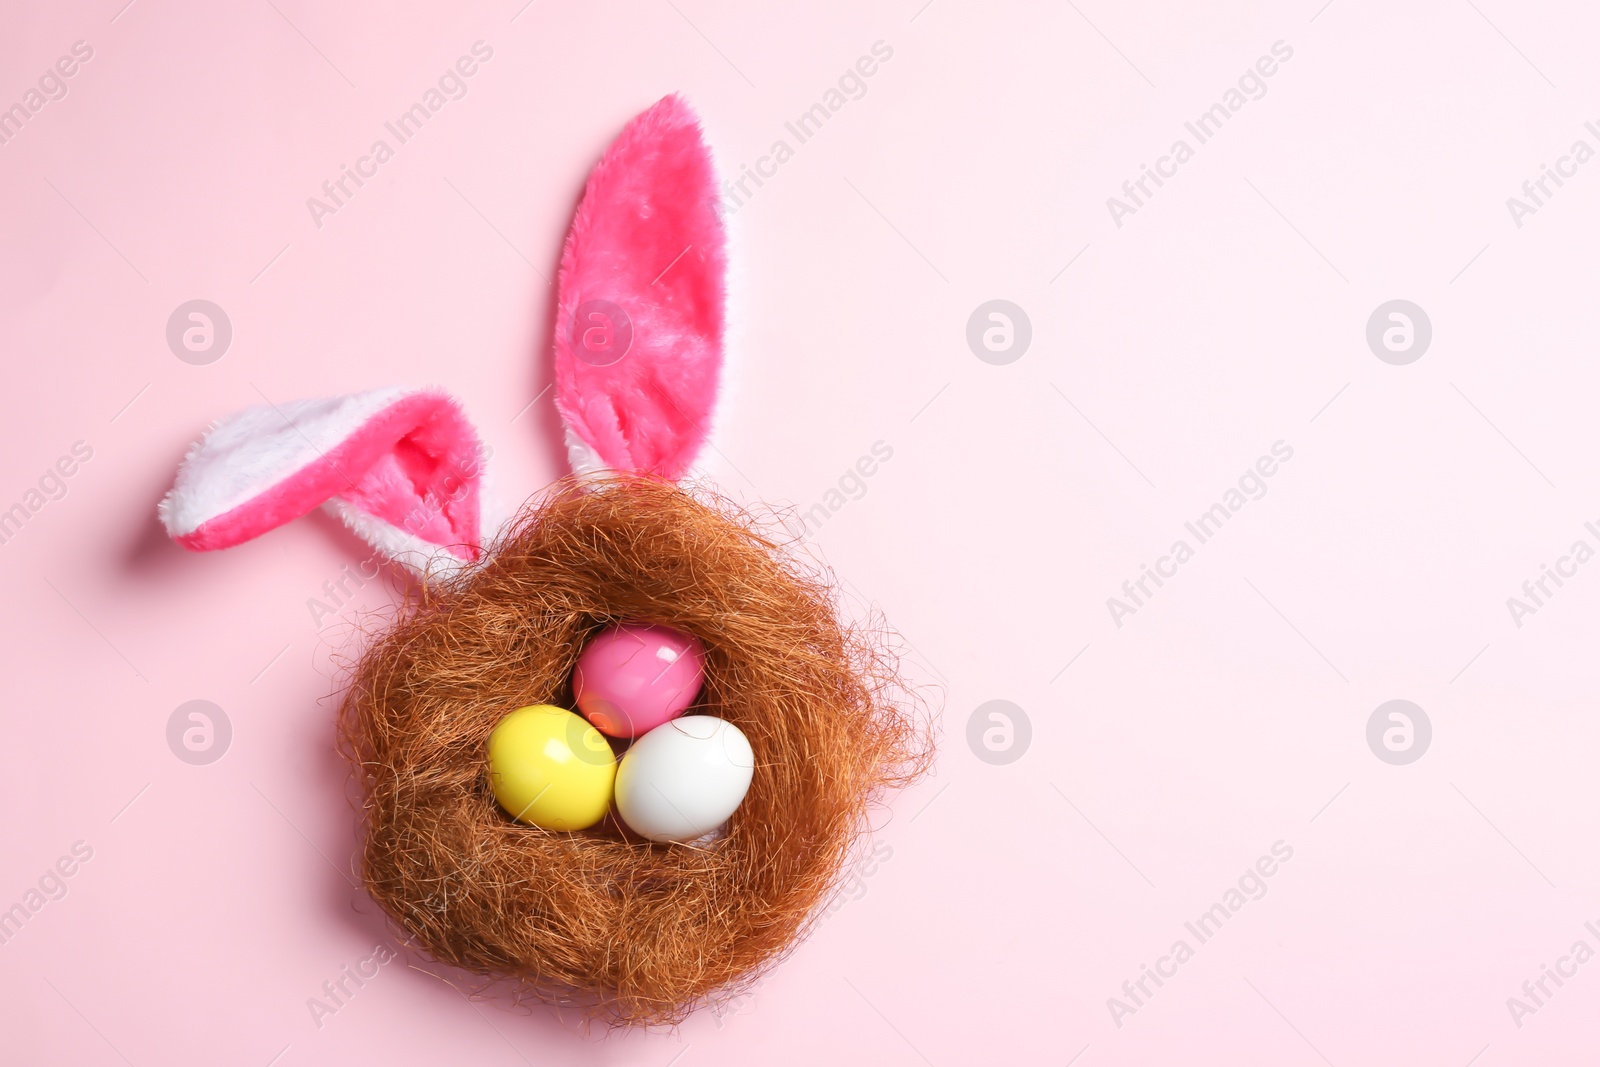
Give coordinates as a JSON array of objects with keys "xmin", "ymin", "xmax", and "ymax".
[
  {"xmin": 159, "ymin": 388, "xmax": 493, "ymax": 579},
  {"xmin": 553, "ymin": 94, "xmax": 727, "ymax": 481}
]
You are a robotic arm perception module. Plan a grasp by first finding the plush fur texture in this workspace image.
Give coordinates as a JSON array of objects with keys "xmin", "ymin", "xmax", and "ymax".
[
  {"xmin": 553, "ymin": 94, "xmax": 726, "ymax": 481},
  {"xmin": 159, "ymin": 389, "xmax": 487, "ymax": 571}
]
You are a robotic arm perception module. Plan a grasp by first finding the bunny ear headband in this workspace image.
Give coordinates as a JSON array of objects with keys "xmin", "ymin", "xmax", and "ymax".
[
  {"xmin": 158, "ymin": 94, "xmax": 725, "ymax": 578},
  {"xmin": 157, "ymin": 95, "xmax": 930, "ymax": 1026}
]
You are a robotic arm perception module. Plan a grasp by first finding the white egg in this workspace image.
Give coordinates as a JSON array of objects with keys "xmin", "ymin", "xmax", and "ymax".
[{"xmin": 615, "ymin": 715, "xmax": 754, "ymax": 842}]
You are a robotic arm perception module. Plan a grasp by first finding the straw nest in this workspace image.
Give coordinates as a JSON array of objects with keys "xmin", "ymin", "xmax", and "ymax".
[{"xmin": 338, "ymin": 475, "xmax": 933, "ymax": 1026}]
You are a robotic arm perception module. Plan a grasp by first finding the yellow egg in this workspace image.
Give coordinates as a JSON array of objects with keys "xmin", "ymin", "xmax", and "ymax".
[{"xmin": 487, "ymin": 705, "xmax": 617, "ymax": 830}]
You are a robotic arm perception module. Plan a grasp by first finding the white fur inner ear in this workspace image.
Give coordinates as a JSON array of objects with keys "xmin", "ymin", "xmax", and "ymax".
[
  {"xmin": 321, "ymin": 497, "xmax": 478, "ymax": 583},
  {"xmin": 562, "ymin": 427, "xmax": 609, "ymax": 483}
]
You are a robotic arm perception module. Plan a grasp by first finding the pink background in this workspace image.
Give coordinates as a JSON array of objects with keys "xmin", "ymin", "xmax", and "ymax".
[{"xmin": 3, "ymin": 0, "xmax": 1598, "ymax": 1062}]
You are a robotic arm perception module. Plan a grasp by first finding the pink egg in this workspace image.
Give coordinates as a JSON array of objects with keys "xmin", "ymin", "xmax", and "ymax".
[{"xmin": 572, "ymin": 623, "xmax": 706, "ymax": 738}]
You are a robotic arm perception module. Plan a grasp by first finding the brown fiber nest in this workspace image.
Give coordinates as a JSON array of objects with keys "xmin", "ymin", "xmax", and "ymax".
[{"xmin": 338, "ymin": 475, "xmax": 933, "ymax": 1026}]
